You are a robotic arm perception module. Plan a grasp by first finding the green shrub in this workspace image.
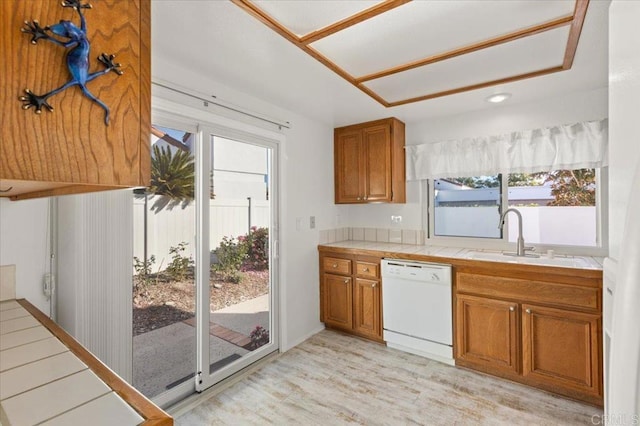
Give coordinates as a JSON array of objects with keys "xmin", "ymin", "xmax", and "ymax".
[
  {"xmin": 212, "ymin": 236, "xmax": 247, "ymax": 283},
  {"xmin": 133, "ymin": 255, "xmax": 156, "ymax": 287},
  {"xmin": 165, "ymin": 242, "xmax": 193, "ymax": 281},
  {"xmin": 240, "ymin": 226, "xmax": 269, "ymax": 271}
]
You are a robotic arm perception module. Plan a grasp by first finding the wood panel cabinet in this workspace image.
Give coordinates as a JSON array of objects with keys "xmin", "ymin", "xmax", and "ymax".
[
  {"xmin": 319, "ymin": 252, "xmax": 382, "ymax": 342},
  {"xmin": 1, "ymin": 0, "xmax": 150, "ymax": 201},
  {"xmin": 455, "ymin": 268, "xmax": 603, "ymax": 406},
  {"xmin": 334, "ymin": 118, "xmax": 405, "ymax": 204},
  {"xmin": 521, "ymin": 304, "xmax": 600, "ymax": 397},
  {"xmin": 456, "ymin": 294, "xmax": 519, "ymax": 375}
]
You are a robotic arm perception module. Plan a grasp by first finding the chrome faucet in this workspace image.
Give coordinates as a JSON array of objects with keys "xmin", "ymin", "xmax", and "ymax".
[{"xmin": 499, "ymin": 208, "xmax": 535, "ymax": 257}]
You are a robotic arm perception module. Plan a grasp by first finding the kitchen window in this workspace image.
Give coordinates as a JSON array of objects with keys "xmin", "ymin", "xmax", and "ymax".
[
  {"xmin": 506, "ymin": 168, "xmax": 598, "ymax": 247},
  {"xmin": 432, "ymin": 175, "xmax": 502, "ymax": 239},
  {"xmin": 428, "ymin": 168, "xmax": 603, "ymax": 249}
]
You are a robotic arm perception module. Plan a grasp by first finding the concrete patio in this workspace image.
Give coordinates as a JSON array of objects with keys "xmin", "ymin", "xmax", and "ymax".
[{"xmin": 133, "ymin": 294, "xmax": 269, "ymax": 398}]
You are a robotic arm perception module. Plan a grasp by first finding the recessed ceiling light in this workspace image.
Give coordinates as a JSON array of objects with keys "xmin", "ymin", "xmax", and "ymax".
[{"xmin": 485, "ymin": 93, "xmax": 512, "ymax": 103}]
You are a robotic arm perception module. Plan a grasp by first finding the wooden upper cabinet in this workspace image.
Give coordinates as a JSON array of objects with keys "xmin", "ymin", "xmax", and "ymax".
[
  {"xmin": 334, "ymin": 130, "xmax": 364, "ymax": 203},
  {"xmin": 334, "ymin": 118, "xmax": 405, "ymax": 204},
  {"xmin": 1, "ymin": 0, "xmax": 151, "ymax": 201}
]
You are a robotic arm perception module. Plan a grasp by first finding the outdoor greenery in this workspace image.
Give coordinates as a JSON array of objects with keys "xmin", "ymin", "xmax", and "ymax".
[
  {"xmin": 447, "ymin": 168, "xmax": 595, "ymax": 206},
  {"xmin": 239, "ymin": 226, "xmax": 269, "ymax": 271},
  {"xmin": 149, "ymin": 145, "xmax": 195, "ymax": 210},
  {"xmin": 212, "ymin": 236, "xmax": 248, "ymax": 283},
  {"xmin": 249, "ymin": 325, "xmax": 269, "ymax": 349},
  {"xmin": 133, "ymin": 254, "xmax": 156, "ymax": 287},
  {"xmin": 212, "ymin": 227, "xmax": 269, "ymax": 283},
  {"xmin": 166, "ymin": 242, "xmax": 194, "ymax": 281}
]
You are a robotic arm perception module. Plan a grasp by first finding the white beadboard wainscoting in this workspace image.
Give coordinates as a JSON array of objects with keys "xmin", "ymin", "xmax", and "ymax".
[{"xmin": 57, "ymin": 189, "xmax": 134, "ymax": 382}]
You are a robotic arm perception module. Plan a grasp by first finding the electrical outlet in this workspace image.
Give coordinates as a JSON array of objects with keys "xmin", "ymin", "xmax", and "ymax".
[
  {"xmin": 391, "ymin": 215, "xmax": 402, "ymax": 224},
  {"xmin": 310, "ymin": 216, "xmax": 316, "ymax": 229}
]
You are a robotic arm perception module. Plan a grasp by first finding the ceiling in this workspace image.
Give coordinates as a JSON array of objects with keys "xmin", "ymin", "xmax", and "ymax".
[{"xmin": 151, "ymin": 0, "xmax": 609, "ymax": 126}]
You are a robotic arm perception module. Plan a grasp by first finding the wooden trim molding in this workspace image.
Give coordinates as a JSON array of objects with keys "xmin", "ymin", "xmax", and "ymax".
[
  {"xmin": 356, "ymin": 15, "xmax": 574, "ymax": 83},
  {"xmin": 563, "ymin": 0, "xmax": 590, "ymax": 69},
  {"xmin": 299, "ymin": 0, "xmax": 410, "ymax": 45},
  {"xmin": 233, "ymin": 0, "xmax": 589, "ymax": 108},
  {"xmin": 17, "ymin": 299, "xmax": 173, "ymax": 426}
]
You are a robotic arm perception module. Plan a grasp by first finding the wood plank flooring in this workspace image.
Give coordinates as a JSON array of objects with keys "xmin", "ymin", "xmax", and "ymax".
[{"xmin": 176, "ymin": 330, "xmax": 603, "ymax": 425}]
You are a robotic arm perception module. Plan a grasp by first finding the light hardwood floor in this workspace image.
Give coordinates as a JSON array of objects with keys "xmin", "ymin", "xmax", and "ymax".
[{"xmin": 176, "ymin": 330, "xmax": 603, "ymax": 425}]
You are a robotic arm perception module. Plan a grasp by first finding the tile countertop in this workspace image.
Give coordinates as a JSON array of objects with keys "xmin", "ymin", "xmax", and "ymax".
[
  {"xmin": 319, "ymin": 241, "xmax": 604, "ymax": 271},
  {"xmin": 0, "ymin": 299, "xmax": 172, "ymax": 426}
]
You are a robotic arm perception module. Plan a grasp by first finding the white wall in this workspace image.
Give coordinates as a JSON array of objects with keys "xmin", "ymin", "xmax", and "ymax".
[
  {"xmin": 608, "ymin": 3, "xmax": 640, "ymax": 261},
  {"xmin": 153, "ymin": 55, "xmax": 339, "ymax": 351},
  {"xmin": 607, "ymin": 0, "xmax": 640, "ymax": 419},
  {"xmin": 0, "ymin": 198, "xmax": 50, "ymax": 315},
  {"xmin": 343, "ymin": 87, "xmax": 608, "ymax": 231}
]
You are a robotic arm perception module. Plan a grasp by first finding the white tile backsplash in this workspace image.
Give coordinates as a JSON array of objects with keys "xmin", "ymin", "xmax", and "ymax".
[
  {"xmin": 364, "ymin": 228, "xmax": 377, "ymax": 242},
  {"xmin": 319, "ymin": 227, "xmax": 425, "ymax": 245},
  {"xmin": 401, "ymin": 229, "xmax": 417, "ymax": 245},
  {"xmin": 376, "ymin": 229, "xmax": 389, "ymax": 243}
]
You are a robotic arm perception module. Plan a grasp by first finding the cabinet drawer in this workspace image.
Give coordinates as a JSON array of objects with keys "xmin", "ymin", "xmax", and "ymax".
[
  {"xmin": 323, "ymin": 257, "xmax": 352, "ymax": 275},
  {"xmin": 356, "ymin": 261, "xmax": 379, "ymax": 279},
  {"xmin": 457, "ymin": 273, "xmax": 599, "ymax": 311}
]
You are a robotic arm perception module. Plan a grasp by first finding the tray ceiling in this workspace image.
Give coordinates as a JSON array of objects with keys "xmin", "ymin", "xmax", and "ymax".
[{"xmin": 233, "ymin": 0, "xmax": 590, "ymax": 108}]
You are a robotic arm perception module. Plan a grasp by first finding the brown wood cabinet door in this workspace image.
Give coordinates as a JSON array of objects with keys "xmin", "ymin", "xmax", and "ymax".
[
  {"xmin": 335, "ymin": 129, "xmax": 364, "ymax": 203},
  {"xmin": 363, "ymin": 124, "xmax": 392, "ymax": 202},
  {"xmin": 522, "ymin": 304, "xmax": 601, "ymax": 398},
  {"xmin": 354, "ymin": 278, "xmax": 381, "ymax": 339},
  {"xmin": 456, "ymin": 294, "xmax": 519, "ymax": 374},
  {"xmin": 1, "ymin": 0, "xmax": 150, "ymax": 200},
  {"xmin": 324, "ymin": 274, "xmax": 353, "ymax": 330}
]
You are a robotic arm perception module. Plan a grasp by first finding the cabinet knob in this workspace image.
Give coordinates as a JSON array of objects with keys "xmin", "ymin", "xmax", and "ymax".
[
  {"xmin": 526, "ymin": 309, "xmax": 531, "ymax": 314},
  {"xmin": 344, "ymin": 279, "xmax": 349, "ymax": 284},
  {"xmin": 332, "ymin": 264, "xmax": 338, "ymax": 268},
  {"xmin": 371, "ymin": 283, "xmax": 376, "ymax": 288},
  {"xmin": 363, "ymin": 267, "xmax": 369, "ymax": 272},
  {"xmin": 357, "ymin": 197, "xmax": 361, "ymax": 201},
  {"xmin": 509, "ymin": 306, "xmax": 515, "ymax": 312}
]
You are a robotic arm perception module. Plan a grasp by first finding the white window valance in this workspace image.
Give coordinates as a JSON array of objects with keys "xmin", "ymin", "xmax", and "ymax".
[{"xmin": 406, "ymin": 119, "xmax": 608, "ymax": 180}]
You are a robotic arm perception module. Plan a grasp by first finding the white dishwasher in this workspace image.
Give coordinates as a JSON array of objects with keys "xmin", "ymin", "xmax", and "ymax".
[{"xmin": 382, "ymin": 259, "xmax": 453, "ymax": 365}]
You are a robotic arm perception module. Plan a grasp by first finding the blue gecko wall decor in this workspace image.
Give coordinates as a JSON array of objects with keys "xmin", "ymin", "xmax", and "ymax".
[{"xmin": 19, "ymin": 0, "xmax": 122, "ymax": 125}]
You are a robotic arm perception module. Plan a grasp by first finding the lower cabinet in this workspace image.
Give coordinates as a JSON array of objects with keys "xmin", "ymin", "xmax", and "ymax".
[
  {"xmin": 521, "ymin": 304, "xmax": 601, "ymax": 397},
  {"xmin": 323, "ymin": 274, "xmax": 353, "ymax": 330},
  {"xmin": 319, "ymin": 251, "xmax": 382, "ymax": 342},
  {"xmin": 456, "ymin": 294, "xmax": 519, "ymax": 374},
  {"xmin": 354, "ymin": 278, "xmax": 381, "ymax": 340},
  {"xmin": 455, "ymin": 269, "xmax": 603, "ymax": 406}
]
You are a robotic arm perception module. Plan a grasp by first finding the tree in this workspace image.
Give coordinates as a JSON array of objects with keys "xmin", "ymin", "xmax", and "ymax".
[
  {"xmin": 148, "ymin": 145, "xmax": 195, "ymax": 211},
  {"xmin": 544, "ymin": 169, "xmax": 595, "ymax": 206}
]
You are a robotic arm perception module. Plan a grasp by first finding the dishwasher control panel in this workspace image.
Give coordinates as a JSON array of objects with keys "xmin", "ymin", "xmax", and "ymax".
[{"xmin": 382, "ymin": 259, "xmax": 451, "ymax": 283}]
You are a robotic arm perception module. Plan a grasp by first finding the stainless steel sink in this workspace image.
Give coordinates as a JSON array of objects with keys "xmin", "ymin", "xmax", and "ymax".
[{"xmin": 465, "ymin": 251, "xmax": 593, "ymax": 268}]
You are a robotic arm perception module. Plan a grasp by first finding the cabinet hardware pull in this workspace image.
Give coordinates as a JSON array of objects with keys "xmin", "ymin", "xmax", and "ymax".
[
  {"xmin": 509, "ymin": 306, "xmax": 515, "ymax": 311},
  {"xmin": 344, "ymin": 279, "xmax": 348, "ymax": 284},
  {"xmin": 371, "ymin": 283, "xmax": 376, "ymax": 288},
  {"xmin": 357, "ymin": 197, "xmax": 361, "ymax": 201},
  {"xmin": 332, "ymin": 264, "xmax": 337, "ymax": 268},
  {"xmin": 526, "ymin": 309, "xmax": 532, "ymax": 314},
  {"xmin": 363, "ymin": 267, "xmax": 369, "ymax": 272}
]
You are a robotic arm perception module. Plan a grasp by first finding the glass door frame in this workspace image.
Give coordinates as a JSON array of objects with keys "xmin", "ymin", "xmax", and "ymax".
[
  {"xmin": 196, "ymin": 125, "xmax": 280, "ymax": 391},
  {"xmin": 150, "ymin": 96, "xmax": 282, "ymax": 407}
]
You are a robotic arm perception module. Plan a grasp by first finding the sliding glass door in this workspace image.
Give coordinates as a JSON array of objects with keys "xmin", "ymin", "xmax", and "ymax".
[
  {"xmin": 133, "ymin": 114, "xmax": 279, "ymax": 407},
  {"xmin": 197, "ymin": 130, "xmax": 278, "ymax": 390}
]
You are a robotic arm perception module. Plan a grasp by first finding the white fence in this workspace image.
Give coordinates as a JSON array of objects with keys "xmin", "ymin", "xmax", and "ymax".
[
  {"xmin": 133, "ymin": 197, "xmax": 270, "ymax": 266},
  {"xmin": 435, "ymin": 206, "xmax": 597, "ymax": 246}
]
